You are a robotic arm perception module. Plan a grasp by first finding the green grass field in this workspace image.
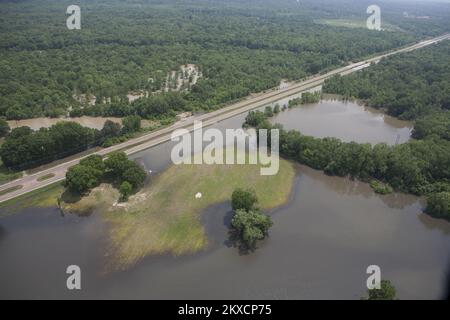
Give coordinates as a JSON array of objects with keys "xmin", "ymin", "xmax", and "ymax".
[
  {"xmin": 0, "ymin": 153, "xmax": 297, "ymax": 271},
  {"xmin": 63, "ymin": 157, "xmax": 297, "ymax": 271}
]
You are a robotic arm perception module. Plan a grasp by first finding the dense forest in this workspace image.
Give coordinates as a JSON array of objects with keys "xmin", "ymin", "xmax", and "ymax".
[
  {"xmin": 1, "ymin": 0, "xmax": 450, "ymax": 120},
  {"xmin": 323, "ymin": 41, "xmax": 450, "ymax": 120}
]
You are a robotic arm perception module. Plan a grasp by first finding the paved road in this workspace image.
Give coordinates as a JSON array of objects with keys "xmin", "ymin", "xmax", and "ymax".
[{"xmin": 0, "ymin": 33, "xmax": 449, "ymax": 204}]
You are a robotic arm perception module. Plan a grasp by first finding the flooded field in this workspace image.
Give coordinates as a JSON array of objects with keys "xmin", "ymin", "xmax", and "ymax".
[{"xmin": 0, "ymin": 97, "xmax": 448, "ymax": 299}]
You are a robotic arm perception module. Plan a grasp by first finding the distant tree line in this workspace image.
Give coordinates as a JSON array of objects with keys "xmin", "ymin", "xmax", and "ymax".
[
  {"xmin": 323, "ymin": 42, "xmax": 450, "ymax": 120},
  {"xmin": 0, "ymin": 0, "xmax": 430, "ymax": 120}
]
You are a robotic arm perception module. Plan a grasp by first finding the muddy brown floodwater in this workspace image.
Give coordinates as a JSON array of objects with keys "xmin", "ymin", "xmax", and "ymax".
[{"xmin": 0, "ymin": 97, "xmax": 448, "ymax": 299}]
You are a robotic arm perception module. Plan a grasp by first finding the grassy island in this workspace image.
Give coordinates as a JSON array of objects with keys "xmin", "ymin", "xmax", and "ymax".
[{"xmin": 67, "ymin": 158, "xmax": 295, "ymax": 270}]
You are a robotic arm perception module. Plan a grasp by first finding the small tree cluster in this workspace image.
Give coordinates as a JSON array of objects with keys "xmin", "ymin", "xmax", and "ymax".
[
  {"xmin": 366, "ymin": 280, "xmax": 397, "ymax": 300},
  {"xmin": 426, "ymin": 192, "xmax": 450, "ymax": 220},
  {"xmin": 243, "ymin": 110, "xmax": 269, "ymax": 129},
  {"xmin": 230, "ymin": 188, "xmax": 273, "ymax": 251},
  {"xmin": 273, "ymin": 104, "xmax": 280, "ymax": 114},
  {"xmin": 100, "ymin": 117, "xmax": 142, "ymax": 147},
  {"xmin": 264, "ymin": 106, "xmax": 274, "ymax": 118},
  {"xmin": 121, "ymin": 115, "xmax": 141, "ymax": 134},
  {"xmin": 104, "ymin": 151, "xmax": 147, "ymax": 200},
  {"xmin": 65, "ymin": 155, "xmax": 105, "ymax": 194},
  {"xmin": 65, "ymin": 152, "xmax": 146, "ymax": 201}
]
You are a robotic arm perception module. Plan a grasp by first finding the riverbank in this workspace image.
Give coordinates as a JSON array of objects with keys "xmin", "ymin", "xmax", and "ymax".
[
  {"xmin": 0, "ymin": 182, "xmax": 64, "ymax": 217},
  {"xmin": 6, "ymin": 156, "xmax": 295, "ymax": 271},
  {"xmin": 97, "ymin": 159, "xmax": 294, "ymax": 271}
]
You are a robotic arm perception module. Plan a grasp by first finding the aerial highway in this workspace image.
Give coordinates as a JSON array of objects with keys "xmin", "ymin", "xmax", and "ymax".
[{"xmin": 0, "ymin": 33, "xmax": 449, "ymax": 204}]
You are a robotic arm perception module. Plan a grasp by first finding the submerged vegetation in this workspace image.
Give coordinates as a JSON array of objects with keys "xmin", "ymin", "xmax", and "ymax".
[
  {"xmin": 288, "ymin": 92, "xmax": 322, "ymax": 108},
  {"xmin": 370, "ymin": 180, "xmax": 394, "ymax": 195},
  {"xmin": 0, "ymin": 149, "xmax": 295, "ymax": 269},
  {"xmin": 426, "ymin": 192, "xmax": 450, "ymax": 221},
  {"xmin": 0, "ymin": 182, "xmax": 64, "ymax": 215},
  {"xmin": 366, "ymin": 280, "xmax": 397, "ymax": 300},
  {"xmin": 245, "ymin": 99, "xmax": 450, "ymax": 200},
  {"xmin": 59, "ymin": 154, "xmax": 296, "ymax": 270},
  {"xmin": 322, "ymin": 41, "xmax": 450, "ymax": 218},
  {"xmin": 230, "ymin": 188, "xmax": 273, "ymax": 251}
]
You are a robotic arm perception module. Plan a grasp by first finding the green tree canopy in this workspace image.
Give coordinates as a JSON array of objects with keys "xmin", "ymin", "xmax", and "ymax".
[
  {"xmin": 0, "ymin": 118, "xmax": 10, "ymax": 137},
  {"xmin": 367, "ymin": 280, "xmax": 397, "ymax": 300},
  {"xmin": 65, "ymin": 165, "xmax": 102, "ymax": 194},
  {"xmin": 231, "ymin": 209, "xmax": 273, "ymax": 250},
  {"xmin": 426, "ymin": 192, "xmax": 450, "ymax": 220},
  {"xmin": 120, "ymin": 181, "xmax": 133, "ymax": 201},
  {"xmin": 122, "ymin": 162, "xmax": 147, "ymax": 189},
  {"xmin": 121, "ymin": 115, "xmax": 141, "ymax": 134},
  {"xmin": 79, "ymin": 155, "xmax": 105, "ymax": 173},
  {"xmin": 104, "ymin": 152, "xmax": 130, "ymax": 178},
  {"xmin": 231, "ymin": 188, "xmax": 258, "ymax": 212},
  {"xmin": 264, "ymin": 106, "xmax": 274, "ymax": 118},
  {"xmin": 100, "ymin": 120, "xmax": 122, "ymax": 140}
]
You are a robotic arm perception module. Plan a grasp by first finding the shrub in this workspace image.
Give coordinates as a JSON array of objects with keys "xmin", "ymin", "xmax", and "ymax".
[
  {"xmin": 231, "ymin": 188, "xmax": 258, "ymax": 211},
  {"xmin": 426, "ymin": 192, "xmax": 450, "ymax": 220}
]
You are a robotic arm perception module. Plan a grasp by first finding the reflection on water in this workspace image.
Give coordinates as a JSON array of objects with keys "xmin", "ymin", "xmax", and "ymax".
[
  {"xmin": 0, "ymin": 97, "xmax": 448, "ymax": 299},
  {"xmin": 0, "ymin": 224, "xmax": 5, "ymax": 242},
  {"xmin": 419, "ymin": 214, "xmax": 450, "ymax": 235},
  {"xmin": 0, "ymin": 208, "xmax": 108, "ymax": 299},
  {"xmin": 270, "ymin": 98, "xmax": 412, "ymax": 145},
  {"xmin": 0, "ymin": 165, "xmax": 449, "ymax": 299},
  {"xmin": 300, "ymin": 164, "xmax": 419, "ymax": 209}
]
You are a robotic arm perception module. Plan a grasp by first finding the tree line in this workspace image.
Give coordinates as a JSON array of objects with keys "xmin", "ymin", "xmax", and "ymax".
[
  {"xmin": 0, "ymin": 116, "xmax": 141, "ymax": 170},
  {"xmin": 321, "ymin": 40, "xmax": 450, "ymax": 219},
  {"xmin": 245, "ymin": 109, "xmax": 450, "ymax": 219}
]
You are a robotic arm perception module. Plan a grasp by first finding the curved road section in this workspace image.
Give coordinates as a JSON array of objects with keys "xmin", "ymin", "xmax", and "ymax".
[{"xmin": 0, "ymin": 33, "xmax": 449, "ymax": 203}]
